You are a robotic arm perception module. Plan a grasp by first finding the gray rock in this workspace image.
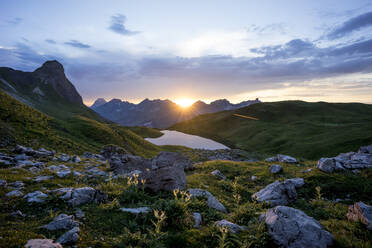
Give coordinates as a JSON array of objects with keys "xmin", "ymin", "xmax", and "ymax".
[
  {"xmin": 346, "ymin": 202, "xmax": 372, "ymax": 230},
  {"xmin": 252, "ymin": 178, "xmax": 305, "ymax": 206},
  {"xmin": 24, "ymin": 191, "xmax": 48, "ymax": 203},
  {"xmin": 215, "ymin": 220, "xmax": 247, "ymax": 233},
  {"xmin": 152, "ymin": 151, "xmax": 194, "ymax": 171},
  {"xmin": 110, "ymin": 154, "xmax": 152, "ymax": 175},
  {"xmin": 263, "ymin": 206, "xmax": 334, "ymax": 248},
  {"xmin": 100, "ymin": 144, "xmax": 129, "ymax": 159},
  {"xmin": 188, "ymin": 188, "xmax": 227, "ymax": 212},
  {"xmin": 56, "ymin": 169, "xmax": 71, "ymax": 178},
  {"xmin": 10, "ymin": 210, "xmax": 25, "ymax": 218},
  {"xmin": 54, "ymin": 187, "xmax": 107, "ymax": 206},
  {"xmin": 8, "ymin": 181, "xmax": 24, "ymax": 189},
  {"xmin": 317, "ymin": 158, "xmax": 345, "ymax": 173},
  {"xmin": 72, "ymin": 155, "xmax": 81, "ymax": 163},
  {"xmin": 56, "ymin": 227, "xmax": 79, "ymax": 244},
  {"xmin": 48, "ymin": 164, "xmax": 69, "ymax": 172},
  {"xmin": 25, "ymin": 239, "xmax": 62, "ymax": 248},
  {"xmin": 43, "ymin": 214, "xmax": 79, "ymax": 231},
  {"xmin": 58, "ymin": 154, "xmax": 71, "ymax": 162},
  {"xmin": 86, "ymin": 167, "xmax": 106, "ymax": 177},
  {"xmin": 73, "ymin": 171, "xmax": 83, "ymax": 177},
  {"xmin": 193, "ymin": 212, "xmax": 202, "ymax": 228},
  {"xmin": 15, "ymin": 154, "xmax": 30, "ymax": 161},
  {"xmin": 75, "ymin": 209, "xmax": 85, "ymax": 219},
  {"xmin": 6, "ymin": 190, "xmax": 23, "ymax": 197},
  {"xmin": 270, "ymin": 164, "xmax": 283, "ymax": 174},
  {"xmin": 359, "ymin": 145, "xmax": 372, "ymax": 154},
  {"xmin": 251, "ymin": 176, "xmax": 257, "ymax": 181},
  {"xmin": 34, "ymin": 176, "xmax": 54, "ymax": 182},
  {"xmin": 211, "ymin": 170, "xmax": 226, "ymax": 180},
  {"xmin": 0, "ymin": 179, "xmax": 7, "ymax": 187},
  {"xmin": 17, "ymin": 160, "xmax": 35, "ymax": 167},
  {"xmin": 120, "ymin": 207, "xmax": 151, "ymax": 215},
  {"xmin": 265, "ymin": 154, "xmax": 297, "ymax": 163}
]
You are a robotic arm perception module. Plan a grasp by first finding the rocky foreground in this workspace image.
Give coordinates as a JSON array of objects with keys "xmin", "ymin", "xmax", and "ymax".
[{"xmin": 0, "ymin": 144, "xmax": 371, "ymax": 247}]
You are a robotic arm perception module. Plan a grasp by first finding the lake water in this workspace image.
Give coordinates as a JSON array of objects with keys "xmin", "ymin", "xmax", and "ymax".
[{"xmin": 145, "ymin": 130, "xmax": 229, "ymax": 150}]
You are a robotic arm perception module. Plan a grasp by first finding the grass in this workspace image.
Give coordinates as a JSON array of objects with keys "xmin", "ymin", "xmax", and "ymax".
[
  {"xmin": 125, "ymin": 126, "xmax": 164, "ymax": 138},
  {"xmin": 1, "ymin": 155, "xmax": 371, "ymax": 247},
  {"xmin": 170, "ymin": 101, "xmax": 372, "ymax": 160}
]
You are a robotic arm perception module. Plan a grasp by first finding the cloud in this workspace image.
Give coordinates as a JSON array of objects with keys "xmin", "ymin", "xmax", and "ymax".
[
  {"xmin": 7, "ymin": 17, "xmax": 22, "ymax": 25},
  {"xmin": 108, "ymin": 14, "xmax": 139, "ymax": 36},
  {"xmin": 45, "ymin": 39, "xmax": 57, "ymax": 44},
  {"xmin": 327, "ymin": 11, "xmax": 372, "ymax": 39},
  {"xmin": 64, "ymin": 40, "xmax": 91, "ymax": 49}
]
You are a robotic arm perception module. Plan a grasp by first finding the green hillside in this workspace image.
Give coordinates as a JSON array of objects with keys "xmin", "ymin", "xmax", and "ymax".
[
  {"xmin": 170, "ymin": 101, "xmax": 372, "ymax": 159},
  {"xmin": 0, "ymin": 90, "xmax": 160, "ymax": 157}
]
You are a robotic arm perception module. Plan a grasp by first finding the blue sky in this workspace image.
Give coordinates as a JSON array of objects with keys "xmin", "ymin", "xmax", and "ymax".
[{"xmin": 1, "ymin": 0, "xmax": 372, "ymax": 104}]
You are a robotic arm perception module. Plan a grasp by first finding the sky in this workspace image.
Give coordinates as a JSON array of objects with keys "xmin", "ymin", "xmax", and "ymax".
[{"xmin": 1, "ymin": 0, "xmax": 372, "ymax": 105}]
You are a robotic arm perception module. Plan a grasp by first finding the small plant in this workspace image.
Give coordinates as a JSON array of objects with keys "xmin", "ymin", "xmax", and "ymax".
[
  {"xmin": 232, "ymin": 177, "xmax": 242, "ymax": 206},
  {"xmin": 217, "ymin": 226, "xmax": 229, "ymax": 248},
  {"xmin": 315, "ymin": 186, "xmax": 322, "ymax": 200},
  {"xmin": 148, "ymin": 210, "xmax": 167, "ymax": 243}
]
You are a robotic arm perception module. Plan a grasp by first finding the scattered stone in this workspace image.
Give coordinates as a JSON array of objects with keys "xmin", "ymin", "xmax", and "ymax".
[
  {"xmin": 302, "ymin": 168, "xmax": 313, "ymax": 173},
  {"xmin": 8, "ymin": 181, "xmax": 24, "ymax": 189},
  {"xmin": 75, "ymin": 209, "xmax": 85, "ymax": 219},
  {"xmin": 58, "ymin": 154, "xmax": 71, "ymax": 162},
  {"xmin": 10, "ymin": 210, "xmax": 26, "ymax": 218},
  {"xmin": 34, "ymin": 176, "xmax": 54, "ymax": 182},
  {"xmin": 188, "ymin": 188, "xmax": 227, "ymax": 213},
  {"xmin": 56, "ymin": 169, "xmax": 71, "ymax": 178},
  {"xmin": 263, "ymin": 206, "xmax": 334, "ymax": 248},
  {"xmin": 72, "ymin": 155, "xmax": 81, "ymax": 163},
  {"xmin": 211, "ymin": 169, "xmax": 226, "ymax": 180},
  {"xmin": 43, "ymin": 214, "xmax": 79, "ymax": 231},
  {"xmin": 100, "ymin": 144, "xmax": 129, "ymax": 159},
  {"xmin": 120, "ymin": 207, "xmax": 151, "ymax": 215},
  {"xmin": 24, "ymin": 191, "xmax": 48, "ymax": 203},
  {"xmin": 317, "ymin": 145, "xmax": 372, "ymax": 173},
  {"xmin": 86, "ymin": 167, "xmax": 106, "ymax": 177},
  {"xmin": 6, "ymin": 190, "xmax": 23, "ymax": 197},
  {"xmin": 73, "ymin": 171, "xmax": 83, "ymax": 177},
  {"xmin": 53, "ymin": 187, "xmax": 107, "ymax": 206},
  {"xmin": 269, "ymin": 164, "xmax": 283, "ymax": 174},
  {"xmin": 0, "ymin": 179, "xmax": 7, "ymax": 187},
  {"xmin": 266, "ymin": 154, "xmax": 297, "ymax": 163},
  {"xmin": 251, "ymin": 176, "xmax": 257, "ymax": 181},
  {"xmin": 346, "ymin": 202, "xmax": 372, "ymax": 230},
  {"xmin": 56, "ymin": 227, "xmax": 79, "ymax": 245},
  {"xmin": 25, "ymin": 239, "xmax": 62, "ymax": 248},
  {"xmin": 215, "ymin": 220, "xmax": 247, "ymax": 233},
  {"xmin": 152, "ymin": 151, "xmax": 194, "ymax": 171},
  {"xmin": 252, "ymin": 178, "xmax": 305, "ymax": 206},
  {"xmin": 48, "ymin": 164, "xmax": 69, "ymax": 172},
  {"xmin": 15, "ymin": 154, "xmax": 30, "ymax": 161},
  {"xmin": 193, "ymin": 212, "xmax": 202, "ymax": 228}
]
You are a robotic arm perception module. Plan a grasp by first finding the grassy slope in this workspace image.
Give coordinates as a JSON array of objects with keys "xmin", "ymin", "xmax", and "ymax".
[
  {"xmin": 0, "ymin": 90, "xmax": 160, "ymax": 157},
  {"xmin": 125, "ymin": 126, "xmax": 164, "ymax": 138},
  {"xmin": 1, "ymin": 157, "xmax": 371, "ymax": 247},
  {"xmin": 170, "ymin": 101, "xmax": 372, "ymax": 159}
]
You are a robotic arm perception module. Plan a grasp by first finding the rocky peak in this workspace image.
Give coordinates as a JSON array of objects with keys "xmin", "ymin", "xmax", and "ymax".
[
  {"xmin": 91, "ymin": 98, "xmax": 107, "ymax": 109},
  {"xmin": 38, "ymin": 60, "xmax": 65, "ymax": 73}
]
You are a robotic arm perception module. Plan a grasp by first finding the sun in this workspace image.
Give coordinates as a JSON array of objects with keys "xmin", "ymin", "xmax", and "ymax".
[{"xmin": 175, "ymin": 98, "xmax": 195, "ymax": 108}]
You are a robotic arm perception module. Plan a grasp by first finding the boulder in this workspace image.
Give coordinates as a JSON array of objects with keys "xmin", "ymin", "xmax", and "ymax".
[
  {"xmin": 215, "ymin": 220, "xmax": 247, "ymax": 233},
  {"xmin": 100, "ymin": 144, "xmax": 129, "ymax": 159},
  {"xmin": 188, "ymin": 188, "xmax": 227, "ymax": 212},
  {"xmin": 317, "ymin": 158, "xmax": 345, "ymax": 173},
  {"xmin": 269, "ymin": 164, "xmax": 283, "ymax": 174},
  {"xmin": 75, "ymin": 209, "xmax": 85, "ymax": 219},
  {"xmin": 25, "ymin": 239, "xmax": 62, "ymax": 248},
  {"xmin": 6, "ymin": 190, "xmax": 23, "ymax": 197},
  {"xmin": 263, "ymin": 206, "xmax": 334, "ymax": 248},
  {"xmin": 53, "ymin": 187, "xmax": 107, "ymax": 206},
  {"xmin": 252, "ymin": 178, "xmax": 305, "ymax": 206},
  {"xmin": 56, "ymin": 227, "xmax": 79, "ymax": 245},
  {"xmin": 110, "ymin": 154, "xmax": 152, "ymax": 175},
  {"xmin": 24, "ymin": 191, "xmax": 48, "ymax": 203},
  {"xmin": 152, "ymin": 151, "xmax": 194, "ymax": 171},
  {"xmin": 346, "ymin": 202, "xmax": 372, "ymax": 230},
  {"xmin": 193, "ymin": 212, "xmax": 202, "ymax": 228},
  {"xmin": 43, "ymin": 214, "xmax": 79, "ymax": 231},
  {"xmin": 120, "ymin": 207, "xmax": 151, "ymax": 215},
  {"xmin": 358, "ymin": 145, "xmax": 372, "ymax": 154},
  {"xmin": 211, "ymin": 169, "xmax": 226, "ymax": 180}
]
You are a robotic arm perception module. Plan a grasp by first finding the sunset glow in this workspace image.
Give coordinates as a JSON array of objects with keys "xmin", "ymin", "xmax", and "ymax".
[{"xmin": 175, "ymin": 98, "xmax": 195, "ymax": 108}]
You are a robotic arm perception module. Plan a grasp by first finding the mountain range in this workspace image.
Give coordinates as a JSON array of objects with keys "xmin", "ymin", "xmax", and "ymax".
[{"xmin": 90, "ymin": 97, "xmax": 260, "ymax": 128}]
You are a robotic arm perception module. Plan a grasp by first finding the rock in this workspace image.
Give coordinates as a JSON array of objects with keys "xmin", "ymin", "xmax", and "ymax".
[
  {"xmin": 56, "ymin": 227, "xmax": 79, "ymax": 244},
  {"xmin": 143, "ymin": 161, "xmax": 187, "ymax": 192},
  {"xmin": 211, "ymin": 170, "xmax": 226, "ymax": 180},
  {"xmin": 10, "ymin": 210, "xmax": 26, "ymax": 218},
  {"xmin": 58, "ymin": 154, "xmax": 71, "ymax": 162},
  {"xmin": 6, "ymin": 190, "xmax": 23, "ymax": 197},
  {"xmin": 8, "ymin": 181, "xmax": 24, "ymax": 189},
  {"xmin": 269, "ymin": 164, "xmax": 283, "ymax": 174},
  {"xmin": 0, "ymin": 179, "xmax": 7, "ymax": 187},
  {"xmin": 110, "ymin": 154, "xmax": 152, "ymax": 175},
  {"xmin": 188, "ymin": 188, "xmax": 227, "ymax": 213},
  {"xmin": 120, "ymin": 207, "xmax": 151, "ymax": 215},
  {"xmin": 252, "ymin": 178, "xmax": 305, "ymax": 206},
  {"xmin": 43, "ymin": 214, "xmax": 79, "ymax": 231},
  {"xmin": 193, "ymin": 212, "xmax": 202, "ymax": 228},
  {"xmin": 302, "ymin": 168, "xmax": 313, "ymax": 173},
  {"xmin": 215, "ymin": 220, "xmax": 247, "ymax": 233},
  {"xmin": 346, "ymin": 202, "xmax": 372, "ymax": 230},
  {"xmin": 82, "ymin": 152, "xmax": 105, "ymax": 161},
  {"xmin": 56, "ymin": 169, "xmax": 71, "ymax": 178},
  {"xmin": 24, "ymin": 191, "xmax": 48, "ymax": 203},
  {"xmin": 152, "ymin": 151, "xmax": 194, "ymax": 171},
  {"xmin": 86, "ymin": 167, "xmax": 106, "ymax": 177},
  {"xmin": 53, "ymin": 187, "xmax": 107, "ymax": 206},
  {"xmin": 73, "ymin": 171, "xmax": 83, "ymax": 177},
  {"xmin": 265, "ymin": 154, "xmax": 297, "ymax": 163},
  {"xmin": 25, "ymin": 239, "xmax": 62, "ymax": 248},
  {"xmin": 75, "ymin": 209, "xmax": 85, "ymax": 219},
  {"xmin": 100, "ymin": 144, "xmax": 129, "ymax": 159},
  {"xmin": 317, "ymin": 158, "xmax": 344, "ymax": 173},
  {"xmin": 263, "ymin": 206, "xmax": 334, "ymax": 248},
  {"xmin": 48, "ymin": 164, "xmax": 69, "ymax": 172},
  {"xmin": 15, "ymin": 154, "xmax": 30, "ymax": 161},
  {"xmin": 251, "ymin": 176, "xmax": 257, "ymax": 181},
  {"xmin": 358, "ymin": 144, "xmax": 372, "ymax": 154},
  {"xmin": 72, "ymin": 155, "xmax": 81, "ymax": 163},
  {"xmin": 34, "ymin": 176, "xmax": 54, "ymax": 182}
]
